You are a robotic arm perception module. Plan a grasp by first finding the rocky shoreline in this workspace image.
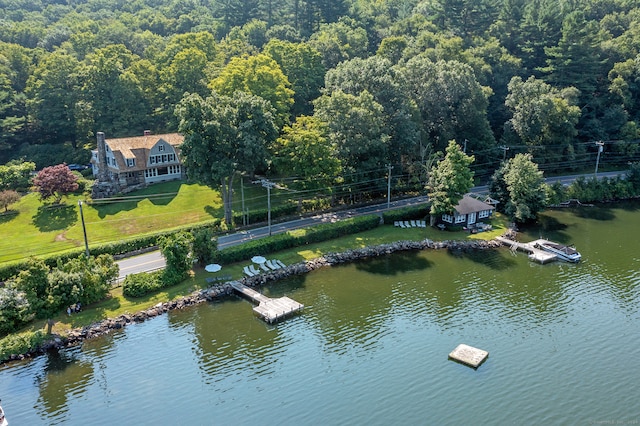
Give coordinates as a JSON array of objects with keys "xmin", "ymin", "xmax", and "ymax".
[{"xmin": 5, "ymin": 234, "xmax": 514, "ymax": 363}]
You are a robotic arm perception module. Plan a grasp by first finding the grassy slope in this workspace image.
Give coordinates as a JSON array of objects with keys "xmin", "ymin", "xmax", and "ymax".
[{"xmin": 0, "ymin": 179, "xmax": 289, "ymax": 264}]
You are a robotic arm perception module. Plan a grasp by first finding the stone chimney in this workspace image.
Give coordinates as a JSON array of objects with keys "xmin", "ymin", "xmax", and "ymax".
[{"xmin": 96, "ymin": 132, "xmax": 109, "ymax": 182}]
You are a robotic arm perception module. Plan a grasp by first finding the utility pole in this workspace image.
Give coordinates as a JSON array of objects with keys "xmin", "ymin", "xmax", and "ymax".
[
  {"xmin": 78, "ymin": 200, "xmax": 90, "ymax": 257},
  {"xmin": 240, "ymin": 176, "xmax": 247, "ymax": 226},
  {"xmin": 500, "ymin": 145, "xmax": 510, "ymax": 162},
  {"xmin": 255, "ymin": 179, "xmax": 276, "ymax": 236},
  {"xmin": 595, "ymin": 141, "xmax": 604, "ymax": 177},
  {"xmin": 386, "ymin": 164, "xmax": 394, "ymax": 209}
]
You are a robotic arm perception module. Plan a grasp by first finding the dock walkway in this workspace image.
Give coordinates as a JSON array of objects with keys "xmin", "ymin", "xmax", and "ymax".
[
  {"xmin": 495, "ymin": 237, "xmax": 558, "ymax": 264},
  {"xmin": 230, "ymin": 281, "xmax": 303, "ymax": 323}
]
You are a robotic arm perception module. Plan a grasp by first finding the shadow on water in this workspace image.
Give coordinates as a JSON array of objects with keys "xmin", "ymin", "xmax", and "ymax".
[
  {"xmin": 35, "ymin": 349, "xmax": 94, "ymax": 420},
  {"xmin": 264, "ymin": 274, "xmax": 307, "ymax": 297},
  {"xmin": 32, "ymin": 204, "xmax": 77, "ymax": 232},
  {"xmin": 354, "ymin": 250, "xmax": 433, "ymax": 275},
  {"xmin": 568, "ymin": 206, "xmax": 616, "ymax": 221},
  {"xmin": 447, "ymin": 248, "xmax": 518, "ymax": 270},
  {"xmin": 522, "ymin": 216, "xmax": 574, "ymax": 245}
]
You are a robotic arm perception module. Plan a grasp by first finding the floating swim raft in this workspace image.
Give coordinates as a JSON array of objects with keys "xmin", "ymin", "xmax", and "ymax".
[{"xmin": 449, "ymin": 344, "xmax": 489, "ymax": 368}]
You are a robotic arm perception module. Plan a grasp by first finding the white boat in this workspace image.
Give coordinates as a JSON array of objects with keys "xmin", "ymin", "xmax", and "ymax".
[
  {"xmin": 0, "ymin": 399, "xmax": 7, "ymax": 426},
  {"xmin": 536, "ymin": 241, "xmax": 582, "ymax": 263}
]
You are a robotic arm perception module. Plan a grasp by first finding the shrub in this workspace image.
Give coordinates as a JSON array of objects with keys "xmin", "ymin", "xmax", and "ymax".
[
  {"xmin": 382, "ymin": 205, "xmax": 431, "ymax": 224},
  {"xmin": 122, "ymin": 270, "xmax": 164, "ymax": 298},
  {"xmin": 0, "ymin": 330, "xmax": 48, "ymax": 363}
]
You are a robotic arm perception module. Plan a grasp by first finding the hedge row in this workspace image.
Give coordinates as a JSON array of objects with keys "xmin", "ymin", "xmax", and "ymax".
[
  {"xmin": 381, "ymin": 205, "xmax": 431, "ymax": 224},
  {"xmin": 214, "ymin": 214, "xmax": 382, "ymax": 264},
  {"xmin": 232, "ymin": 202, "xmax": 298, "ymax": 224}
]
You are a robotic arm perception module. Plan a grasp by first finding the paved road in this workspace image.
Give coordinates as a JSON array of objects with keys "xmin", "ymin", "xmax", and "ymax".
[{"xmin": 117, "ymin": 170, "xmax": 627, "ymax": 280}]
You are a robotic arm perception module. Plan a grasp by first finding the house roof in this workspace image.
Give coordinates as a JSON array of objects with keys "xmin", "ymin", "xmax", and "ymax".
[
  {"xmin": 454, "ymin": 195, "xmax": 495, "ymax": 215},
  {"xmin": 104, "ymin": 133, "xmax": 184, "ymax": 172},
  {"xmin": 106, "ymin": 133, "xmax": 183, "ymax": 155}
]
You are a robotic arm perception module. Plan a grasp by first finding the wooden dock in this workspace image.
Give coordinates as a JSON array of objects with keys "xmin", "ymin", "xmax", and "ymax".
[
  {"xmin": 230, "ymin": 281, "xmax": 303, "ymax": 323},
  {"xmin": 495, "ymin": 237, "xmax": 558, "ymax": 264}
]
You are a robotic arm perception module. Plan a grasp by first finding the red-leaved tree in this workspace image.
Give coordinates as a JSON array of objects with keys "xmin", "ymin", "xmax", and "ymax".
[{"xmin": 32, "ymin": 164, "xmax": 79, "ymax": 203}]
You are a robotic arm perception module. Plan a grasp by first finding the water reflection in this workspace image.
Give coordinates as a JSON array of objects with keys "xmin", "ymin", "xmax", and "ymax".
[{"xmin": 35, "ymin": 349, "xmax": 93, "ymax": 422}]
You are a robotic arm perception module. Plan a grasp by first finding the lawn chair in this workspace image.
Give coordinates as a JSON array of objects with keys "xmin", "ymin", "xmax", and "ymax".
[
  {"xmin": 249, "ymin": 264, "xmax": 261, "ymax": 275},
  {"xmin": 276, "ymin": 259, "xmax": 287, "ymax": 268},
  {"xmin": 410, "ymin": 220, "xmax": 417, "ymax": 227},
  {"xmin": 419, "ymin": 220, "xmax": 426, "ymax": 228},
  {"xmin": 399, "ymin": 221, "xmax": 406, "ymax": 228},
  {"xmin": 260, "ymin": 262, "xmax": 271, "ymax": 272},
  {"xmin": 404, "ymin": 221, "xmax": 411, "ymax": 228},
  {"xmin": 394, "ymin": 221, "xmax": 400, "ymax": 227},
  {"xmin": 243, "ymin": 266, "xmax": 255, "ymax": 277},
  {"xmin": 266, "ymin": 260, "xmax": 279, "ymax": 270}
]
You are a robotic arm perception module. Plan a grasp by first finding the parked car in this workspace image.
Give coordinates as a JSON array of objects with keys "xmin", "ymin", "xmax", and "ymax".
[{"xmin": 67, "ymin": 164, "xmax": 89, "ymax": 171}]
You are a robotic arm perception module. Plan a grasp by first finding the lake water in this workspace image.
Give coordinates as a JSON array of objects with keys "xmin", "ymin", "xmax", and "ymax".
[{"xmin": 1, "ymin": 202, "xmax": 640, "ymax": 425}]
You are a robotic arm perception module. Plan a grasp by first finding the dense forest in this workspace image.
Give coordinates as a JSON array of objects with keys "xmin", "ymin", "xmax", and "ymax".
[{"xmin": 2, "ymin": 0, "xmax": 640, "ymax": 190}]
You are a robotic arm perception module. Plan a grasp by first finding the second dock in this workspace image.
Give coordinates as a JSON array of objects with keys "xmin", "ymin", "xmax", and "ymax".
[
  {"xmin": 230, "ymin": 281, "xmax": 304, "ymax": 323},
  {"xmin": 496, "ymin": 237, "xmax": 558, "ymax": 264}
]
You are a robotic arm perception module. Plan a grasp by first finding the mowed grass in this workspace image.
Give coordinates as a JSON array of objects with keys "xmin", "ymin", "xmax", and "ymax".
[
  {"xmin": 38, "ymin": 212, "xmax": 509, "ymax": 336},
  {"xmin": 0, "ymin": 177, "xmax": 292, "ymax": 264}
]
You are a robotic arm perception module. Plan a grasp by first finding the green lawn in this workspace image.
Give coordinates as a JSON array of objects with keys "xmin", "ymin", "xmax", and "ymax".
[{"xmin": 0, "ymin": 177, "xmax": 291, "ymax": 264}]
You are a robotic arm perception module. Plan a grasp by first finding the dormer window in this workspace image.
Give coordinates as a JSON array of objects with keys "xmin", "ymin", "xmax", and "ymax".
[{"xmin": 127, "ymin": 158, "xmax": 135, "ymax": 167}]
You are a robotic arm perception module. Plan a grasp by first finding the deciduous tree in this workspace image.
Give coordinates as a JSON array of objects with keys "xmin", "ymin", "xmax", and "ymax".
[
  {"xmin": 427, "ymin": 140, "xmax": 475, "ymax": 226},
  {"xmin": 32, "ymin": 163, "xmax": 79, "ymax": 203},
  {"xmin": 501, "ymin": 153, "xmax": 546, "ymax": 223},
  {"xmin": 0, "ymin": 189, "xmax": 20, "ymax": 212},
  {"xmin": 176, "ymin": 91, "xmax": 278, "ymax": 224}
]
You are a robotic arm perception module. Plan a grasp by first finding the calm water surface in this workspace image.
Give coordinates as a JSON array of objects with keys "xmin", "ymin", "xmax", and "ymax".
[{"xmin": 2, "ymin": 202, "xmax": 640, "ymax": 425}]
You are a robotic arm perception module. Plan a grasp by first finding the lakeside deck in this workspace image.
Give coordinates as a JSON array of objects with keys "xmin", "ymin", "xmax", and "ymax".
[
  {"xmin": 495, "ymin": 237, "xmax": 559, "ymax": 264},
  {"xmin": 230, "ymin": 281, "xmax": 304, "ymax": 323}
]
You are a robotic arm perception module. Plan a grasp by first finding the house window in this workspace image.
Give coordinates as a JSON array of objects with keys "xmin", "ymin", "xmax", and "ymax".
[
  {"xmin": 442, "ymin": 214, "xmax": 453, "ymax": 223},
  {"xmin": 479, "ymin": 210, "xmax": 490, "ymax": 218},
  {"xmin": 455, "ymin": 215, "xmax": 466, "ymax": 224},
  {"xmin": 162, "ymin": 154, "xmax": 167, "ymax": 163},
  {"xmin": 126, "ymin": 158, "xmax": 135, "ymax": 167},
  {"xmin": 150, "ymin": 156, "xmax": 155, "ymax": 164},
  {"xmin": 158, "ymin": 144, "xmax": 165, "ymax": 152},
  {"xmin": 168, "ymin": 153, "xmax": 175, "ymax": 162}
]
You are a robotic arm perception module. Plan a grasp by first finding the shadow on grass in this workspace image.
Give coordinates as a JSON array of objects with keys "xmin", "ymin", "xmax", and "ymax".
[
  {"xmin": 0, "ymin": 210, "xmax": 19, "ymax": 224},
  {"xmin": 355, "ymin": 250, "xmax": 433, "ymax": 275},
  {"xmin": 93, "ymin": 199, "xmax": 138, "ymax": 219},
  {"xmin": 32, "ymin": 204, "xmax": 77, "ymax": 232},
  {"xmin": 204, "ymin": 205, "xmax": 223, "ymax": 218}
]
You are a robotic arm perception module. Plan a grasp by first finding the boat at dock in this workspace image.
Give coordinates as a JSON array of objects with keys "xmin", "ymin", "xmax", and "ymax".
[
  {"xmin": 0, "ymin": 399, "xmax": 8, "ymax": 426},
  {"xmin": 534, "ymin": 241, "xmax": 582, "ymax": 263}
]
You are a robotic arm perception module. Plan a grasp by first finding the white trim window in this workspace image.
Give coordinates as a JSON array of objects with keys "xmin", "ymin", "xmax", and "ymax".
[
  {"xmin": 442, "ymin": 214, "xmax": 453, "ymax": 223},
  {"xmin": 126, "ymin": 158, "xmax": 135, "ymax": 167},
  {"xmin": 158, "ymin": 144, "xmax": 165, "ymax": 152},
  {"xmin": 455, "ymin": 214, "xmax": 466, "ymax": 224},
  {"xmin": 478, "ymin": 210, "xmax": 490, "ymax": 218}
]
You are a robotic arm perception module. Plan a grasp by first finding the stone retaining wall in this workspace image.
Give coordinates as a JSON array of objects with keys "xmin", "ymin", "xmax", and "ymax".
[{"xmin": 6, "ymin": 235, "xmax": 511, "ymax": 362}]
